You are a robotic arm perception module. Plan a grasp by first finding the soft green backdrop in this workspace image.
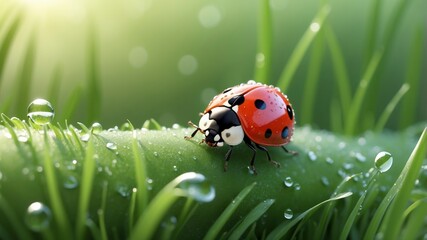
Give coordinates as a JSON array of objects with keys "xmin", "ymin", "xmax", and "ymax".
[{"xmin": 0, "ymin": 0, "xmax": 426, "ymax": 129}]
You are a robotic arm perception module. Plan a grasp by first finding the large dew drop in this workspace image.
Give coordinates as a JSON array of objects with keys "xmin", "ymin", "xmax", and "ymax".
[
  {"xmin": 25, "ymin": 202, "xmax": 52, "ymax": 232},
  {"xmin": 177, "ymin": 172, "xmax": 215, "ymax": 203},
  {"xmin": 374, "ymin": 151, "xmax": 393, "ymax": 173},
  {"xmin": 27, "ymin": 99, "xmax": 54, "ymax": 125},
  {"xmin": 284, "ymin": 208, "xmax": 293, "ymax": 219}
]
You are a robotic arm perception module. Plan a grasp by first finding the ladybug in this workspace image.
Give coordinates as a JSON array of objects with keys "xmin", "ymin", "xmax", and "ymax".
[{"xmin": 186, "ymin": 80, "xmax": 295, "ymax": 174}]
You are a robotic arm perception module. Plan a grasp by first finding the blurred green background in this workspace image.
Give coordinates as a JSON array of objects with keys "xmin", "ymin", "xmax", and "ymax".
[{"xmin": 0, "ymin": 0, "xmax": 426, "ymax": 130}]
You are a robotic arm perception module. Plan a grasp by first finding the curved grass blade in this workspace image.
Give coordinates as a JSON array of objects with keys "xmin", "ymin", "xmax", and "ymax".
[
  {"xmin": 86, "ymin": 17, "xmax": 101, "ymax": 123},
  {"xmin": 363, "ymin": 127, "xmax": 427, "ymax": 240},
  {"xmin": 266, "ymin": 192, "xmax": 353, "ymax": 240},
  {"xmin": 229, "ymin": 199, "xmax": 275, "ymax": 240},
  {"xmin": 75, "ymin": 138, "xmax": 96, "ymax": 239},
  {"xmin": 374, "ymin": 83, "xmax": 410, "ymax": 132},
  {"xmin": 130, "ymin": 121, "xmax": 148, "ymax": 213},
  {"xmin": 400, "ymin": 199, "xmax": 427, "ymax": 240},
  {"xmin": 381, "ymin": 127, "xmax": 427, "ymax": 239},
  {"xmin": 276, "ymin": 5, "xmax": 330, "ymax": 90},
  {"xmin": 344, "ymin": 48, "xmax": 384, "ymax": 136},
  {"xmin": 254, "ymin": 0, "xmax": 272, "ymax": 84},
  {"xmin": 61, "ymin": 86, "xmax": 83, "ymax": 121},
  {"xmin": 203, "ymin": 182, "xmax": 256, "ymax": 240}
]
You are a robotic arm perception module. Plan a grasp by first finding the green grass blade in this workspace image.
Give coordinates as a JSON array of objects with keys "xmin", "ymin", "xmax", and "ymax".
[
  {"xmin": 400, "ymin": 199, "xmax": 427, "ymax": 240},
  {"xmin": 75, "ymin": 138, "xmax": 96, "ymax": 239},
  {"xmin": 381, "ymin": 127, "xmax": 427, "ymax": 239},
  {"xmin": 229, "ymin": 199, "xmax": 275, "ymax": 240},
  {"xmin": 130, "ymin": 122, "xmax": 148, "ymax": 213},
  {"xmin": 203, "ymin": 182, "xmax": 256, "ymax": 240},
  {"xmin": 325, "ymin": 25, "xmax": 352, "ymax": 117},
  {"xmin": 0, "ymin": 193, "xmax": 32, "ymax": 240},
  {"xmin": 344, "ymin": 48, "xmax": 384, "ymax": 136},
  {"xmin": 364, "ymin": 127, "xmax": 427, "ymax": 240},
  {"xmin": 374, "ymin": 83, "xmax": 410, "ymax": 132},
  {"xmin": 43, "ymin": 128, "xmax": 72, "ymax": 240},
  {"xmin": 276, "ymin": 5, "xmax": 330, "ymax": 90},
  {"xmin": 98, "ymin": 182, "xmax": 108, "ymax": 240},
  {"xmin": 254, "ymin": 0, "xmax": 272, "ymax": 84},
  {"xmin": 61, "ymin": 86, "xmax": 83, "ymax": 121},
  {"xmin": 266, "ymin": 192, "xmax": 353, "ymax": 240},
  {"xmin": 399, "ymin": 26, "xmax": 424, "ymax": 129},
  {"xmin": 363, "ymin": 0, "xmax": 381, "ymax": 68},
  {"xmin": 86, "ymin": 18, "xmax": 101, "ymax": 123},
  {"xmin": 47, "ymin": 66, "xmax": 62, "ymax": 108}
]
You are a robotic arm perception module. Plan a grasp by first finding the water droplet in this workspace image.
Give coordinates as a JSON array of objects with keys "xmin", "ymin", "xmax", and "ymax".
[
  {"xmin": 129, "ymin": 46, "xmax": 148, "ymax": 68},
  {"xmin": 374, "ymin": 151, "xmax": 393, "ymax": 173},
  {"xmin": 63, "ymin": 175, "xmax": 79, "ymax": 189},
  {"xmin": 326, "ymin": 157, "xmax": 334, "ymax": 164},
  {"xmin": 283, "ymin": 177, "xmax": 294, "ymax": 187},
  {"xmin": 310, "ymin": 22, "xmax": 321, "ymax": 32},
  {"xmin": 172, "ymin": 123, "xmax": 180, "ymax": 129},
  {"xmin": 153, "ymin": 151, "xmax": 159, "ymax": 157},
  {"xmin": 25, "ymin": 202, "xmax": 51, "ymax": 232},
  {"xmin": 91, "ymin": 122, "xmax": 102, "ymax": 133},
  {"xmin": 192, "ymin": 156, "xmax": 198, "ymax": 161},
  {"xmin": 18, "ymin": 132, "xmax": 29, "ymax": 143},
  {"xmin": 80, "ymin": 133, "xmax": 90, "ymax": 142},
  {"xmin": 308, "ymin": 151, "xmax": 317, "ymax": 161},
  {"xmin": 178, "ymin": 55, "xmax": 198, "ymax": 75},
  {"xmin": 177, "ymin": 172, "xmax": 215, "ymax": 202},
  {"xmin": 27, "ymin": 99, "xmax": 55, "ymax": 125},
  {"xmin": 116, "ymin": 183, "xmax": 132, "ymax": 198},
  {"xmin": 321, "ymin": 176, "xmax": 330, "ymax": 186},
  {"xmin": 284, "ymin": 208, "xmax": 293, "ymax": 219},
  {"xmin": 343, "ymin": 163, "xmax": 354, "ymax": 170},
  {"xmin": 173, "ymin": 165, "xmax": 178, "ymax": 171},
  {"xmin": 294, "ymin": 183, "xmax": 301, "ymax": 191},
  {"xmin": 198, "ymin": 5, "xmax": 222, "ymax": 28},
  {"xmin": 106, "ymin": 142, "xmax": 118, "ymax": 151},
  {"xmin": 358, "ymin": 137, "xmax": 366, "ymax": 146},
  {"xmin": 354, "ymin": 152, "xmax": 366, "ymax": 162},
  {"xmin": 146, "ymin": 178, "xmax": 154, "ymax": 190}
]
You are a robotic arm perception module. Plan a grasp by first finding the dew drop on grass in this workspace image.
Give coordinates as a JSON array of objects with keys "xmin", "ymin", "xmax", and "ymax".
[
  {"xmin": 284, "ymin": 208, "xmax": 293, "ymax": 219},
  {"xmin": 91, "ymin": 122, "xmax": 103, "ymax": 133},
  {"xmin": 374, "ymin": 151, "xmax": 393, "ymax": 173},
  {"xmin": 27, "ymin": 99, "xmax": 54, "ymax": 125},
  {"xmin": 106, "ymin": 142, "xmax": 118, "ymax": 151},
  {"xmin": 177, "ymin": 172, "xmax": 215, "ymax": 203},
  {"xmin": 63, "ymin": 175, "xmax": 79, "ymax": 189},
  {"xmin": 173, "ymin": 165, "xmax": 178, "ymax": 171},
  {"xmin": 116, "ymin": 183, "xmax": 132, "ymax": 198},
  {"xmin": 283, "ymin": 177, "xmax": 294, "ymax": 187},
  {"xmin": 25, "ymin": 202, "xmax": 52, "ymax": 232},
  {"xmin": 326, "ymin": 157, "xmax": 334, "ymax": 164},
  {"xmin": 321, "ymin": 176, "xmax": 330, "ymax": 186},
  {"xmin": 307, "ymin": 151, "xmax": 317, "ymax": 161}
]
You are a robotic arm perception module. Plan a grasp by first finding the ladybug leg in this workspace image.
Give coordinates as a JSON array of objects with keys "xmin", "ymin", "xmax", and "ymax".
[
  {"xmin": 224, "ymin": 146, "xmax": 233, "ymax": 172},
  {"xmin": 282, "ymin": 146, "xmax": 298, "ymax": 156},
  {"xmin": 184, "ymin": 121, "xmax": 202, "ymax": 140},
  {"xmin": 243, "ymin": 137, "xmax": 258, "ymax": 175},
  {"xmin": 256, "ymin": 144, "xmax": 280, "ymax": 168}
]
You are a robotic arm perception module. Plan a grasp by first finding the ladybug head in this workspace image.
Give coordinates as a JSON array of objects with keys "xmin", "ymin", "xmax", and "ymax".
[{"xmin": 198, "ymin": 107, "xmax": 244, "ymax": 147}]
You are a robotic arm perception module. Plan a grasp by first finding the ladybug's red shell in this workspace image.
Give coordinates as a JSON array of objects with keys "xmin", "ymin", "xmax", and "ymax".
[{"xmin": 205, "ymin": 82, "xmax": 295, "ymax": 147}]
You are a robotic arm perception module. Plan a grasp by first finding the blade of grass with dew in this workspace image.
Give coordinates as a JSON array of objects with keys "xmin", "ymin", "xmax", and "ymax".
[
  {"xmin": 363, "ymin": 127, "xmax": 427, "ymax": 240},
  {"xmin": 300, "ymin": 29, "xmax": 325, "ymax": 124},
  {"xmin": 129, "ymin": 174, "xmax": 195, "ymax": 240},
  {"xmin": 254, "ymin": 0, "xmax": 272, "ymax": 84},
  {"xmin": 128, "ymin": 188, "xmax": 137, "ymax": 234},
  {"xmin": 43, "ymin": 128, "xmax": 73, "ymax": 240},
  {"xmin": 380, "ymin": 127, "xmax": 427, "ymax": 239},
  {"xmin": 130, "ymin": 121, "xmax": 148, "ymax": 213},
  {"xmin": 86, "ymin": 17, "xmax": 101, "ymax": 123},
  {"xmin": 325, "ymin": 24, "xmax": 352, "ymax": 118},
  {"xmin": 76, "ymin": 138, "xmax": 96, "ymax": 239},
  {"xmin": 276, "ymin": 5, "xmax": 330, "ymax": 91},
  {"xmin": 0, "ymin": 193, "xmax": 32, "ymax": 239},
  {"xmin": 203, "ymin": 182, "xmax": 256, "ymax": 240},
  {"xmin": 47, "ymin": 66, "xmax": 62, "ymax": 107},
  {"xmin": 266, "ymin": 192, "xmax": 353, "ymax": 240},
  {"xmin": 399, "ymin": 26, "xmax": 424, "ymax": 129},
  {"xmin": 344, "ymin": 48, "xmax": 384, "ymax": 136},
  {"xmin": 13, "ymin": 31, "xmax": 36, "ymax": 116},
  {"xmin": 374, "ymin": 83, "xmax": 410, "ymax": 132},
  {"xmin": 400, "ymin": 199, "xmax": 427, "ymax": 240},
  {"xmin": 228, "ymin": 199, "xmax": 275, "ymax": 240}
]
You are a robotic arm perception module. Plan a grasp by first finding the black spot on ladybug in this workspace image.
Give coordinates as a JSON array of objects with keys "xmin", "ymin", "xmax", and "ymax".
[
  {"xmin": 265, "ymin": 129, "xmax": 272, "ymax": 138},
  {"xmin": 255, "ymin": 99, "xmax": 266, "ymax": 110},
  {"xmin": 287, "ymin": 105, "xmax": 294, "ymax": 120},
  {"xmin": 222, "ymin": 88, "xmax": 232, "ymax": 94},
  {"xmin": 281, "ymin": 127, "xmax": 289, "ymax": 139},
  {"xmin": 228, "ymin": 95, "xmax": 245, "ymax": 106}
]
